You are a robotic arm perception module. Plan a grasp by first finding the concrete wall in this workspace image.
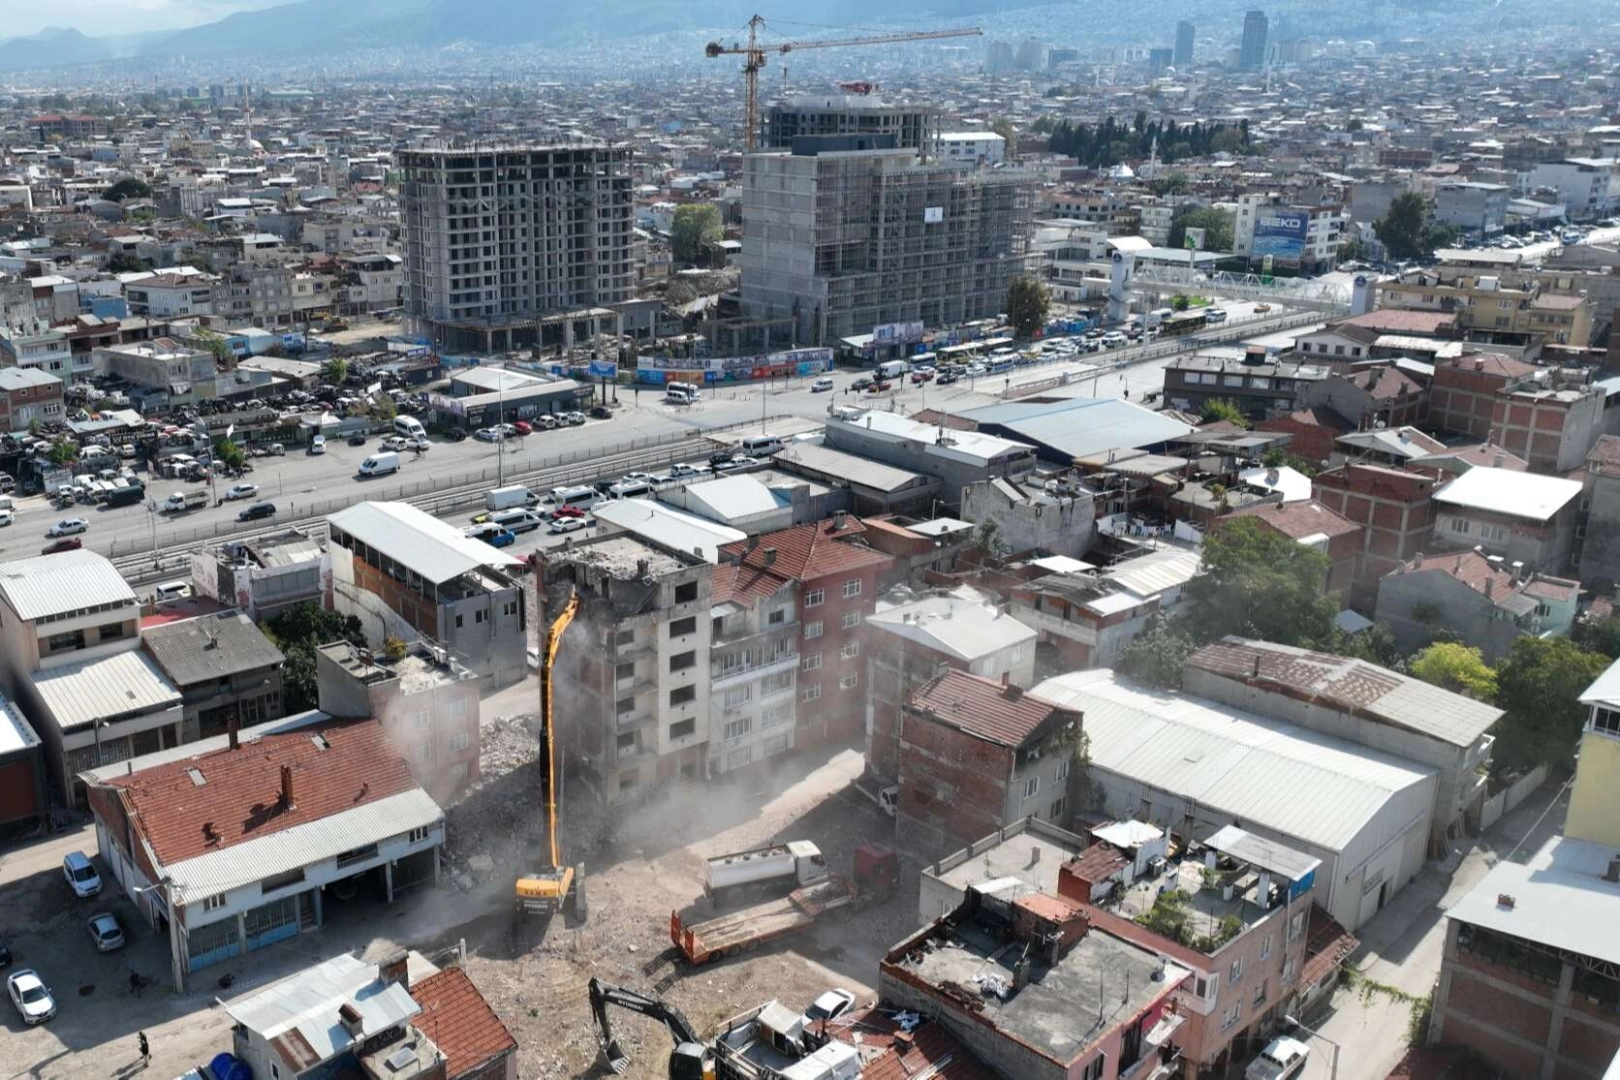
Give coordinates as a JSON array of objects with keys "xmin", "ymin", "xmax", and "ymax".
[
  {"xmin": 1375, "ymin": 569, "xmax": 1525, "ymax": 662},
  {"xmin": 1566, "ymin": 727, "xmax": 1620, "ymax": 848},
  {"xmin": 1580, "ymin": 471, "xmax": 1620, "ymax": 588},
  {"xmin": 960, "ymin": 481, "xmax": 1095, "ymax": 559}
]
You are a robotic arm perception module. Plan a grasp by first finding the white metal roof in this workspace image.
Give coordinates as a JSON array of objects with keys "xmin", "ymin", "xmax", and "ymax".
[
  {"xmin": 683, "ymin": 475, "xmax": 786, "ymax": 520},
  {"xmin": 1204, "ymin": 824, "xmax": 1321, "ymax": 882},
  {"xmin": 830, "ymin": 410, "xmax": 1033, "ymax": 467},
  {"xmin": 1581, "ymin": 656, "xmax": 1620, "ymax": 708},
  {"xmin": 31, "ymin": 650, "xmax": 181, "ymax": 731},
  {"xmin": 224, "ymin": 952, "xmax": 421, "ymax": 1059},
  {"xmin": 1092, "ymin": 820, "xmax": 1163, "ymax": 849},
  {"xmin": 1434, "ymin": 466, "xmax": 1583, "ymax": 521},
  {"xmin": 1104, "ymin": 548, "xmax": 1203, "ymax": 599},
  {"xmin": 1031, "ymin": 670, "xmax": 1435, "ymax": 852},
  {"xmin": 327, "ymin": 501, "xmax": 522, "ymax": 584},
  {"xmin": 593, "ymin": 498, "xmax": 745, "ymax": 564},
  {"xmin": 775, "ymin": 442, "xmax": 926, "ymax": 493},
  {"xmin": 867, "ymin": 595, "xmax": 1035, "ymax": 663},
  {"xmin": 0, "ymin": 690, "xmax": 38, "ymax": 756},
  {"xmin": 1447, "ymin": 835, "xmax": 1620, "ymax": 967},
  {"xmin": 0, "ymin": 549, "xmax": 135, "ymax": 621},
  {"xmin": 164, "ymin": 788, "xmax": 442, "ymax": 905}
]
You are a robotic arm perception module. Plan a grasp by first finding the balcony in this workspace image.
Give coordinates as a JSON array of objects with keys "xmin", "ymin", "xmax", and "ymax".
[
  {"xmin": 711, "ymin": 652, "xmax": 799, "ymax": 692},
  {"xmin": 615, "ymin": 709, "xmax": 656, "ymax": 732}
]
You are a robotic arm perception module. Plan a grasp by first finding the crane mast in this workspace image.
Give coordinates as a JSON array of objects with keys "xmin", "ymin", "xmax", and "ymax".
[{"xmin": 704, "ymin": 15, "xmax": 983, "ymax": 151}]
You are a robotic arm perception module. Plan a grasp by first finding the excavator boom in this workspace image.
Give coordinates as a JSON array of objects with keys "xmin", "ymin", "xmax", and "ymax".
[
  {"xmin": 515, "ymin": 590, "xmax": 582, "ymax": 919},
  {"xmin": 588, "ymin": 977, "xmax": 713, "ymax": 1079}
]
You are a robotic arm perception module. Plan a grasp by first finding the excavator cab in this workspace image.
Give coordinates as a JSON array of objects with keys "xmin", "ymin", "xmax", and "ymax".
[{"xmin": 514, "ymin": 865, "xmax": 578, "ymax": 918}]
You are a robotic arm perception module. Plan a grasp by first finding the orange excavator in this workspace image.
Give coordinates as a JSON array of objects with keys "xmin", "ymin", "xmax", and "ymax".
[{"xmin": 514, "ymin": 590, "xmax": 586, "ymax": 922}]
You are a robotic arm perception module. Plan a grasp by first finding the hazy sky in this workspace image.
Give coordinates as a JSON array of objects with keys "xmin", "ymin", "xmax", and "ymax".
[{"xmin": 0, "ymin": 0, "xmax": 287, "ymax": 38}]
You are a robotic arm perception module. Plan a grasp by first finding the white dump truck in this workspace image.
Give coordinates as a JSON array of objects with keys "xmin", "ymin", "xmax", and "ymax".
[{"xmin": 704, "ymin": 840, "xmax": 828, "ymax": 907}]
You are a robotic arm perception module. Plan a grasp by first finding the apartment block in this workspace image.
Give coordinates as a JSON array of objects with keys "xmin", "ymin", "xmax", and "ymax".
[
  {"xmin": 1433, "ymin": 181, "xmax": 1510, "ymax": 235},
  {"xmin": 1377, "ymin": 268, "xmax": 1594, "ymax": 347},
  {"xmin": 740, "ymin": 142, "xmax": 1035, "ymax": 345},
  {"xmin": 762, "ymin": 97, "xmax": 937, "ymax": 152},
  {"xmin": 1491, "ymin": 379, "xmax": 1607, "ymax": 474},
  {"xmin": 709, "ymin": 562, "xmax": 799, "ymax": 776},
  {"xmin": 542, "ymin": 535, "xmax": 714, "ymax": 798},
  {"xmin": 399, "ymin": 145, "xmax": 634, "ymax": 352},
  {"xmin": 1429, "ymin": 353, "xmax": 1540, "ymax": 439},
  {"xmin": 1311, "ymin": 462, "xmax": 1440, "ymax": 609}
]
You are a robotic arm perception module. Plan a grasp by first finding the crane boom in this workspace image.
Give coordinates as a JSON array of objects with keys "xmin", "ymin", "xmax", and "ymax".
[{"xmin": 705, "ymin": 15, "xmax": 982, "ymax": 150}]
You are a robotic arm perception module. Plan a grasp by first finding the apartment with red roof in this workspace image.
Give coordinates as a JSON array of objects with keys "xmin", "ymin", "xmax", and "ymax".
[
  {"xmin": 1311, "ymin": 462, "xmax": 1441, "ymax": 610},
  {"xmin": 720, "ymin": 513, "xmax": 893, "ymax": 750},
  {"xmin": 81, "ymin": 716, "xmax": 444, "ymax": 990},
  {"xmin": 1377, "ymin": 549, "xmax": 1580, "ymax": 660},
  {"xmin": 1222, "ymin": 500, "xmax": 1362, "ymax": 598}
]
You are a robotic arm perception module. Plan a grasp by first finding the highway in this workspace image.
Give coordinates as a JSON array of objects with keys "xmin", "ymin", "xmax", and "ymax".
[{"xmin": 14, "ymin": 300, "xmax": 1304, "ymax": 589}]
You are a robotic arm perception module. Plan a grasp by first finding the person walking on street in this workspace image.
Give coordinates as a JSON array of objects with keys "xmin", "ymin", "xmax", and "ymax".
[{"xmin": 138, "ymin": 1031, "xmax": 150, "ymax": 1066}]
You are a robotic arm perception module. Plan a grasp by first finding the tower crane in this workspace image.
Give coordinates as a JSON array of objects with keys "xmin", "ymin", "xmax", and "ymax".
[{"xmin": 704, "ymin": 15, "xmax": 983, "ymax": 151}]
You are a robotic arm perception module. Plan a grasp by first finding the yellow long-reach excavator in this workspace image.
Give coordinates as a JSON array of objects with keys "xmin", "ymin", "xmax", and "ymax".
[{"xmin": 514, "ymin": 590, "xmax": 586, "ymax": 922}]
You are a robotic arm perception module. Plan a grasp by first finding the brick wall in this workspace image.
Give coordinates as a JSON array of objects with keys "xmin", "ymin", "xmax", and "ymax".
[
  {"xmin": 796, "ymin": 565, "xmax": 882, "ymax": 747},
  {"xmin": 897, "ymin": 711, "xmax": 1015, "ymax": 856}
]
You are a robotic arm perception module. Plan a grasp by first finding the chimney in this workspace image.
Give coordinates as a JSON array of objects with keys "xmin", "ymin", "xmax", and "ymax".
[
  {"xmin": 1494, "ymin": 453, "xmax": 1504, "ymax": 468},
  {"xmin": 1605, "ymin": 855, "xmax": 1620, "ymax": 883},
  {"xmin": 279, "ymin": 764, "xmax": 295, "ymax": 809},
  {"xmin": 378, "ymin": 948, "xmax": 410, "ymax": 986},
  {"xmin": 1485, "ymin": 579, "xmax": 1494, "ymax": 598},
  {"xmin": 338, "ymin": 1001, "xmax": 365, "ymax": 1037},
  {"xmin": 636, "ymin": 558, "xmax": 649, "ymax": 579},
  {"xmin": 1476, "ymin": 357, "xmax": 1485, "ymax": 371},
  {"xmin": 763, "ymin": 547, "xmax": 777, "ymax": 567},
  {"xmin": 227, "ymin": 717, "xmax": 240, "ymax": 751},
  {"xmin": 1497, "ymin": 893, "xmax": 1516, "ymax": 910},
  {"xmin": 833, "ymin": 510, "xmax": 848, "ymax": 530}
]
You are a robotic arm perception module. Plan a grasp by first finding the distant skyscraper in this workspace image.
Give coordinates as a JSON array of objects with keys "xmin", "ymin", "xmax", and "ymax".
[
  {"xmin": 1240, "ymin": 10, "xmax": 1269, "ymax": 71},
  {"xmin": 1148, "ymin": 48, "xmax": 1174, "ymax": 74},
  {"xmin": 1175, "ymin": 21, "xmax": 1196, "ymax": 67},
  {"xmin": 1015, "ymin": 38, "xmax": 1045, "ymax": 72},
  {"xmin": 986, "ymin": 40, "xmax": 1016, "ymax": 75}
]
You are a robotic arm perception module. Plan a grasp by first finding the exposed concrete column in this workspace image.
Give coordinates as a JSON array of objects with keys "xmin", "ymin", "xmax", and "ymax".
[
  {"xmin": 169, "ymin": 911, "xmax": 187, "ymax": 993},
  {"xmin": 313, "ymin": 885, "xmax": 323, "ymax": 928},
  {"xmin": 1541, "ymin": 960, "xmax": 1577, "ymax": 1080},
  {"xmin": 385, "ymin": 861, "xmax": 395, "ymax": 903},
  {"xmin": 237, "ymin": 911, "xmax": 248, "ymax": 957}
]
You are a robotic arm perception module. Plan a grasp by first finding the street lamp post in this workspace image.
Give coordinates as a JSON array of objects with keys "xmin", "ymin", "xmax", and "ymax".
[{"xmin": 1283, "ymin": 1014, "xmax": 1339, "ymax": 1080}]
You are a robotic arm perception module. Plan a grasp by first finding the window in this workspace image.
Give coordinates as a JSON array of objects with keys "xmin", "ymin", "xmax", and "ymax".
[
  {"xmin": 1011, "ymin": 644, "xmax": 1024, "ymax": 664},
  {"xmin": 1221, "ymin": 1002, "xmax": 1241, "ymax": 1030},
  {"xmin": 723, "ymin": 685, "xmax": 751, "ymax": 708},
  {"xmin": 841, "ymin": 611, "xmax": 862, "ymax": 630},
  {"xmin": 1450, "ymin": 517, "xmax": 1471, "ymax": 535},
  {"xmin": 617, "ymin": 732, "xmax": 637, "ymax": 752},
  {"xmin": 670, "ymin": 615, "xmax": 696, "ymax": 638},
  {"xmin": 840, "ymin": 642, "xmax": 860, "ymax": 661},
  {"xmin": 839, "ymin": 673, "xmax": 858, "ymax": 690},
  {"xmin": 802, "ymin": 684, "xmax": 822, "ymax": 702},
  {"xmin": 802, "ymin": 653, "xmax": 823, "ymax": 671},
  {"xmin": 842, "ymin": 579, "xmax": 863, "ymax": 599},
  {"xmin": 804, "ymin": 588, "xmax": 825, "ymax": 608},
  {"xmin": 1282, "ymin": 955, "xmax": 1297, "ymax": 983},
  {"xmin": 805, "ymin": 620, "xmax": 823, "ymax": 640},
  {"xmin": 669, "ymin": 718, "xmax": 696, "ymax": 739},
  {"xmin": 768, "ymin": 607, "xmax": 787, "ymax": 625},
  {"xmin": 616, "ymin": 661, "xmax": 635, "ymax": 681},
  {"xmin": 413, "ymin": 709, "xmax": 430, "ymax": 728},
  {"xmin": 670, "ymin": 651, "xmax": 696, "ymax": 672},
  {"xmin": 615, "ymin": 629, "xmax": 635, "ymax": 647},
  {"xmin": 408, "ymin": 826, "xmax": 430, "ymax": 844},
  {"xmin": 202, "ymin": 892, "xmax": 228, "ymax": 911},
  {"xmin": 1049, "ymin": 795, "xmax": 1067, "ymax": 820},
  {"xmin": 724, "ymin": 717, "xmax": 752, "ymax": 740},
  {"xmin": 502, "ymin": 600, "xmax": 517, "ymax": 617},
  {"xmin": 1253, "ymin": 980, "xmax": 1267, "ymax": 1008},
  {"xmin": 1230, "ymin": 956, "xmax": 1243, "ymax": 983},
  {"xmin": 474, "ymin": 609, "xmax": 486, "ymax": 624},
  {"xmin": 448, "ymin": 732, "xmax": 470, "ymax": 752},
  {"xmin": 674, "ymin": 582, "xmax": 698, "ymax": 604},
  {"xmin": 1261, "ymin": 934, "xmax": 1273, "ymax": 960},
  {"xmin": 1056, "ymin": 757, "xmax": 1070, "ymax": 782},
  {"xmin": 416, "ymin": 742, "xmax": 432, "ymax": 762},
  {"xmin": 1081, "ymin": 1055, "xmax": 1105, "ymax": 1080},
  {"xmin": 454, "ymin": 614, "xmax": 464, "ymax": 629},
  {"xmin": 1194, "ymin": 973, "xmax": 1219, "ymax": 1000},
  {"xmin": 1289, "ymin": 911, "xmax": 1305, "ymax": 940},
  {"xmin": 669, "ymin": 685, "xmax": 696, "ymax": 707},
  {"xmin": 761, "ymin": 670, "xmax": 794, "ymax": 696},
  {"xmin": 762, "ymin": 702, "xmax": 793, "ymax": 728},
  {"xmin": 1594, "ymin": 707, "xmax": 1620, "ymax": 737},
  {"xmin": 1024, "ymin": 776, "xmax": 1040, "ymax": 799},
  {"xmin": 728, "ymin": 746, "xmax": 753, "ymax": 770},
  {"xmin": 616, "ymin": 696, "xmax": 635, "ymax": 716}
]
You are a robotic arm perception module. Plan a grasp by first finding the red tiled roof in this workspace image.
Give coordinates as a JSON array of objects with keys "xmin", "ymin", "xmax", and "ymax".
[
  {"xmin": 827, "ymin": 1008, "xmax": 998, "ymax": 1080},
  {"xmin": 720, "ymin": 517, "xmax": 893, "ymax": 584},
  {"xmin": 1358, "ymin": 365, "xmax": 1425, "ymax": 402},
  {"xmin": 1398, "ymin": 549, "xmax": 1520, "ymax": 598},
  {"xmin": 1226, "ymin": 499, "xmax": 1360, "ymax": 541},
  {"xmin": 1336, "ymin": 310, "xmax": 1455, "ymax": 334},
  {"xmin": 1439, "ymin": 352, "xmax": 1537, "ymax": 380},
  {"xmin": 1066, "ymin": 842, "xmax": 1130, "ymax": 882},
  {"xmin": 108, "ymin": 717, "xmax": 420, "ymax": 866},
  {"xmin": 1258, "ymin": 406, "xmax": 1355, "ymax": 435},
  {"xmin": 710, "ymin": 561, "xmax": 791, "ymax": 606},
  {"xmin": 1417, "ymin": 443, "xmax": 1529, "ymax": 471},
  {"xmin": 409, "ymin": 968, "xmax": 516, "ymax": 1079},
  {"xmin": 907, "ymin": 670, "xmax": 1075, "ymax": 749}
]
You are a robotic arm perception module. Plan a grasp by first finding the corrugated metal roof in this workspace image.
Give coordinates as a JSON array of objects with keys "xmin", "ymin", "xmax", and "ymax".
[
  {"xmin": 0, "ymin": 549, "xmax": 136, "ymax": 621},
  {"xmin": 868, "ymin": 596, "xmax": 1035, "ymax": 663},
  {"xmin": 1104, "ymin": 549, "xmax": 1203, "ymax": 599},
  {"xmin": 1204, "ymin": 825, "xmax": 1321, "ymax": 882},
  {"xmin": 1433, "ymin": 466, "xmax": 1583, "ymax": 521},
  {"xmin": 143, "ymin": 611, "xmax": 284, "ymax": 687},
  {"xmin": 1446, "ymin": 836, "xmax": 1620, "ymax": 967},
  {"xmin": 684, "ymin": 475, "xmax": 787, "ymax": 520},
  {"xmin": 961, "ymin": 397, "xmax": 1196, "ymax": 460},
  {"xmin": 1580, "ymin": 656, "xmax": 1620, "ymax": 708},
  {"xmin": 0, "ymin": 690, "xmax": 38, "ymax": 756},
  {"xmin": 225, "ymin": 953, "xmax": 421, "ymax": 1064},
  {"xmin": 591, "ymin": 499, "xmax": 745, "ymax": 565},
  {"xmin": 775, "ymin": 442, "xmax": 927, "ymax": 493},
  {"xmin": 165, "ymin": 788, "xmax": 442, "ymax": 905},
  {"xmin": 31, "ymin": 650, "xmax": 181, "ymax": 731},
  {"xmin": 328, "ymin": 501, "xmax": 522, "ymax": 584},
  {"xmin": 1031, "ymin": 670, "xmax": 1435, "ymax": 852}
]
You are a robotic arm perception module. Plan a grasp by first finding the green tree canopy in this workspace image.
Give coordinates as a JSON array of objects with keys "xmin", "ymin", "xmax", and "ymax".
[
  {"xmin": 1574, "ymin": 617, "xmax": 1620, "ymax": 660},
  {"xmin": 1169, "ymin": 207, "xmax": 1234, "ymax": 251},
  {"xmin": 1047, "ymin": 116, "xmax": 1256, "ymax": 169},
  {"xmin": 1493, "ymin": 637, "xmax": 1611, "ymax": 770},
  {"xmin": 670, "ymin": 204, "xmax": 722, "ymax": 264},
  {"xmin": 264, "ymin": 604, "xmax": 366, "ymax": 713},
  {"xmin": 1118, "ymin": 614, "xmax": 1198, "ymax": 690},
  {"xmin": 214, "ymin": 438, "xmax": 246, "ymax": 469},
  {"xmin": 989, "ymin": 117, "xmax": 1018, "ymax": 152},
  {"xmin": 1409, "ymin": 642, "xmax": 1497, "ymax": 701},
  {"xmin": 106, "ymin": 251, "xmax": 150, "ymax": 274},
  {"xmin": 47, "ymin": 440, "xmax": 78, "ymax": 465},
  {"xmin": 103, "ymin": 176, "xmax": 151, "ymax": 202},
  {"xmin": 322, "ymin": 357, "xmax": 348, "ymax": 385},
  {"xmin": 1374, "ymin": 193, "xmax": 1433, "ymax": 260},
  {"xmin": 1005, "ymin": 275, "xmax": 1050, "ymax": 339},
  {"xmin": 1199, "ymin": 398, "xmax": 1250, "ymax": 428},
  {"xmin": 1184, "ymin": 518, "xmax": 1338, "ymax": 648}
]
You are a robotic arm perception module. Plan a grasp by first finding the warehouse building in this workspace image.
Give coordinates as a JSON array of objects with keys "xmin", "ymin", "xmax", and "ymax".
[{"xmin": 1032, "ymin": 669, "xmax": 1437, "ymax": 932}]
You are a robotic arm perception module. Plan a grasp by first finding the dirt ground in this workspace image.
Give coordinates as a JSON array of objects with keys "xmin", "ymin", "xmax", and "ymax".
[{"xmin": 440, "ymin": 720, "xmax": 913, "ymax": 1079}]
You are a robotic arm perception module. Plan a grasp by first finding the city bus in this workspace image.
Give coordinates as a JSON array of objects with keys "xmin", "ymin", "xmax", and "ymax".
[{"xmin": 1159, "ymin": 310, "xmax": 1210, "ymax": 338}]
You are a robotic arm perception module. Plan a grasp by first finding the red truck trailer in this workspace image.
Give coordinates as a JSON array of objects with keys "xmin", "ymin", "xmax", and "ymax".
[{"xmin": 670, "ymin": 844, "xmax": 897, "ymax": 965}]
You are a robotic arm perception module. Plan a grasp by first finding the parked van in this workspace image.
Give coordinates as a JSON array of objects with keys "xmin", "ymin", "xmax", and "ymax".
[
  {"xmin": 484, "ymin": 485, "xmax": 538, "ymax": 512},
  {"xmin": 544, "ymin": 485, "xmax": 599, "ymax": 512},
  {"xmin": 490, "ymin": 508, "xmax": 546, "ymax": 534},
  {"xmin": 394, "ymin": 416, "xmax": 427, "ymax": 440},
  {"xmin": 152, "ymin": 581, "xmax": 192, "ymax": 604},
  {"xmin": 664, "ymin": 382, "xmax": 701, "ymax": 405},
  {"xmin": 0, "ymin": 494, "xmax": 14, "ymax": 515},
  {"xmin": 607, "ymin": 480, "xmax": 653, "ymax": 501},
  {"xmin": 740, "ymin": 435, "xmax": 784, "ymax": 457},
  {"xmin": 309, "ymin": 434, "xmax": 327, "ymax": 455},
  {"xmin": 1245, "ymin": 1037, "xmax": 1309, "ymax": 1080},
  {"xmin": 105, "ymin": 485, "xmax": 144, "ymax": 508},
  {"xmin": 164, "ymin": 490, "xmax": 209, "ymax": 513},
  {"xmin": 357, "ymin": 451, "xmax": 400, "ymax": 478}
]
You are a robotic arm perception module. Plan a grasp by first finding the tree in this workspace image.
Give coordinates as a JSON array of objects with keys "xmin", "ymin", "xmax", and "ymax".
[
  {"xmin": 370, "ymin": 394, "xmax": 397, "ymax": 423},
  {"xmin": 1374, "ymin": 193, "xmax": 1433, "ymax": 261},
  {"xmin": 264, "ymin": 604, "xmax": 365, "ymax": 713},
  {"xmin": 1005, "ymin": 275, "xmax": 1050, "ymax": 339},
  {"xmin": 1184, "ymin": 518, "xmax": 1339, "ymax": 648},
  {"xmin": 1493, "ymin": 637, "xmax": 1611, "ymax": 770},
  {"xmin": 102, "ymin": 177, "xmax": 151, "ymax": 202},
  {"xmin": 106, "ymin": 252, "xmax": 149, "ymax": 274},
  {"xmin": 1168, "ymin": 207, "xmax": 1234, "ymax": 251},
  {"xmin": 1409, "ymin": 643, "xmax": 1497, "ymax": 701},
  {"xmin": 1170, "ymin": 294, "xmax": 1192, "ymax": 312},
  {"xmin": 1574, "ymin": 617, "xmax": 1620, "ymax": 660},
  {"xmin": 1119, "ymin": 615, "xmax": 1198, "ymax": 689},
  {"xmin": 1150, "ymin": 172, "xmax": 1190, "ymax": 197},
  {"xmin": 214, "ymin": 438, "xmax": 246, "ymax": 470},
  {"xmin": 47, "ymin": 440, "xmax": 78, "ymax": 466},
  {"xmin": 1199, "ymin": 398, "xmax": 1250, "ymax": 429},
  {"xmin": 1337, "ymin": 237, "xmax": 1366, "ymax": 263},
  {"xmin": 670, "ymin": 203, "xmax": 722, "ymax": 265},
  {"xmin": 989, "ymin": 117, "xmax": 1017, "ymax": 153},
  {"xmin": 322, "ymin": 357, "xmax": 348, "ymax": 385},
  {"xmin": 1210, "ymin": 128, "xmax": 1246, "ymax": 154},
  {"xmin": 1346, "ymin": 118, "xmax": 1365, "ymax": 133},
  {"xmin": 194, "ymin": 330, "xmax": 233, "ymax": 369}
]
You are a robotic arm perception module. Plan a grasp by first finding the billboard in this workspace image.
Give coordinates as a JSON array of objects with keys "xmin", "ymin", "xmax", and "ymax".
[
  {"xmin": 634, "ymin": 347, "xmax": 833, "ymax": 384},
  {"xmin": 1251, "ymin": 211, "xmax": 1309, "ymax": 261},
  {"xmin": 587, "ymin": 359, "xmax": 619, "ymax": 380},
  {"xmin": 871, "ymin": 321, "xmax": 925, "ymax": 347},
  {"xmin": 924, "ymin": 206, "xmax": 944, "ymax": 224},
  {"xmin": 1184, "ymin": 226, "xmax": 1207, "ymax": 251}
]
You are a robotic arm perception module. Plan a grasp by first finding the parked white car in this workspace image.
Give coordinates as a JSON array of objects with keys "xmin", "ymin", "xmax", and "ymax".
[{"xmin": 6, "ymin": 970, "xmax": 55, "ymax": 1025}]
